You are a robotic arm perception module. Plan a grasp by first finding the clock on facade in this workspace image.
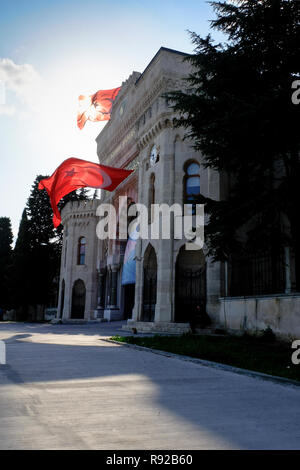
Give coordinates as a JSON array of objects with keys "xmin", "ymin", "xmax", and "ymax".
[{"xmin": 150, "ymin": 145, "xmax": 158, "ymax": 166}]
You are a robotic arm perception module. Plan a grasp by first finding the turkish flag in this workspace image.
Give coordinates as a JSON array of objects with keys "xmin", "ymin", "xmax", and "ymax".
[
  {"xmin": 38, "ymin": 157, "xmax": 133, "ymax": 227},
  {"xmin": 77, "ymin": 87, "xmax": 121, "ymax": 129}
]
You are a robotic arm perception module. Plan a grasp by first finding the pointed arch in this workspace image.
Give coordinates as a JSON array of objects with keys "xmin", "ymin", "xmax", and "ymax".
[
  {"xmin": 175, "ymin": 245, "xmax": 207, "ymax": 326},
  {"xmin": 71, "ymin": 279, "xmax": 86, "ymax": 319},
  {"xmin": 142, "ymin": 244, "xmax": 157, "ymax": 322}
]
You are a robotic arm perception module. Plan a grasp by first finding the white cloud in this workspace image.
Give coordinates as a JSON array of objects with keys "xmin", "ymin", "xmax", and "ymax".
[
  {"xmin": 0, "ymin": 56, "xmax": 104, "ymax": 164},
  {"xmin": 0, "ymin": 58, "xmax": 42, "ymax": 113}
]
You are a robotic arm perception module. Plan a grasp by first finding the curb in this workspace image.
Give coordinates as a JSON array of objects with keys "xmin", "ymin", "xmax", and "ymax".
[{"xmin": 103, "ymin": 338, "xmax": 300, "ymax": 389}]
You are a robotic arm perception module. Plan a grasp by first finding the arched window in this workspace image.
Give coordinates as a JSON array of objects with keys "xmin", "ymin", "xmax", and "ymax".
[
  {"xmin": 142, "ymin": 244, "xmax": 157, "ymax": 322},
  {"xmin": 175, "ymin": 245, "xmax": 206, "ymax": 325},
  {"xmin": 77, "ymin": 237, "xmax": 86, "ymax": 265},
  {"xmin": 184, "ymin": 162, "xmax": 200, "ymax": 212}
]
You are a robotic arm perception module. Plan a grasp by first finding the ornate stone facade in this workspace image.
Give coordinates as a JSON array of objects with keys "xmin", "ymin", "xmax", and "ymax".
[
  {"xmin": 55, "ymin": 46, "xmax": 300, "ymax": 339},
  {"xmin": 57, "ymin": 47, "xmax": 222, "ymax": 330}
]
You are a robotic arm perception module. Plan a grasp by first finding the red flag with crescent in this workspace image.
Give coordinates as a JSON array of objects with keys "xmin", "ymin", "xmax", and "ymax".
[
  {"xmin": 38, "ymin": 157, "xmax": 132, "ymax": 227},
  {"xmin": 77, "ymin": 87, "xmax": 121, "ymax": 129}
]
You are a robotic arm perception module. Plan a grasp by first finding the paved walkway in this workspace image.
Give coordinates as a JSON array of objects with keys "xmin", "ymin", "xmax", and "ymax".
[{"xmin": 0, "ymin": 321, "xmax": 299, "ymax": 449}]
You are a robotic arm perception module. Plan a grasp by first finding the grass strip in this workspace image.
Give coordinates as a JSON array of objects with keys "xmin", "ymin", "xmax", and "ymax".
[{"xmin": 111, "ymin": 333, "xmax": 300, "ymax": 382}]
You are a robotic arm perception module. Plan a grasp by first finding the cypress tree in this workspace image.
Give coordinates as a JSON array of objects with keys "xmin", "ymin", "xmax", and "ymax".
[
  {"xmin": 12, "ymin": 209, "xmax": 32, "ymax": 319},
  {"xmin": 0, "ymin": 217, "xmax": 13, "ymax": 310}
]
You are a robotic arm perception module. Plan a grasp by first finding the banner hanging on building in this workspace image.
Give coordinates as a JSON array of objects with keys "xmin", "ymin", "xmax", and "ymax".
[{"xmin": 121, "ymin": 226, "xmax": 139, "ymax": 285}]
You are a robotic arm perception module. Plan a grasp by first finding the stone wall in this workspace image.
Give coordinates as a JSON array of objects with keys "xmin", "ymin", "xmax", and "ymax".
[{"xmin": 219, "ymin": 294, "xmax": 300, "ymax": 340}]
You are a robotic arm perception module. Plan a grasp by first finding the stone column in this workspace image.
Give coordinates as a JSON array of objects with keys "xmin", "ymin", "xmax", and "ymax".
[
  {"xmin": 155, "ymin": 239, "xmax": 173, "ymax": 323},
  {"xmin": 98, "ymin": 269, "xmax": 106, "ymax": 308},
  {"xmin": 95, "ymin": 268, "xmax": 106, "ymax": 319},
  {"xmin": 106, "ymin": 267, "xmax": 112, "ymax": 306},
  {"xmin": 110, "ymin": 264, "xmax": 119, "ymax": 307},
  {"xmin": 154, "ymin": 126, "xmax": 175, "ymax": 323},
  {"xmin": 132, "ymin": 238, "xmax": 143, "ymax": 322},
  {"xmin": 131, "ymin": 152, "xmax": 146, "ymax": 323},
  {"xmin": 284, "ymin": 246, "xmax": 291, "ymax": 294},
  {"xmin": 206, "ymin": 168, "xmax": 221, "ymax": 325}
]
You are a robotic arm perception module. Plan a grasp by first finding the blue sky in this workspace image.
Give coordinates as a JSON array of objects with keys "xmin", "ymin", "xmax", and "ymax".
[{"xmin": 0, "ymin": 0, "xmax": 223, "ymax": 239}]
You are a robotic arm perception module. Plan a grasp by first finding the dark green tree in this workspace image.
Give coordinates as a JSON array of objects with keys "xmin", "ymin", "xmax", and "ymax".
[
  {"xmin": 0, "ymin": 217, "xmax": 13, "ymax": 309},
  {"xmin": 12, "ymin": 209, "xmax": 32, "ymax": 319},
  {"xmin": 26, "ymin": 175, "xmax": 91, "ymax": 246},
  {"xmin": 167, "ymin": 0, "xmax": 300, "ymax": 288},
  {"xmin": 26, "ymin": 175, "xmax": 56, "ymax": 247},
  {"xmin": 77, "ymin": 187, "xmax": 90, "ymax": 200}
]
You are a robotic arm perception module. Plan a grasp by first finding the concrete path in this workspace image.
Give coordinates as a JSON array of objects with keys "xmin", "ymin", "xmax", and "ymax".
[{"xmin": 0, "ymin": 321, "xmax": 299, "ymax": 450}]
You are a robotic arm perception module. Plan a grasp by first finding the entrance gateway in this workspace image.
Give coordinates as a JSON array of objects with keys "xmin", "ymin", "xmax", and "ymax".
[
  {"xmin": 175, "ymin": 247, "xmax": 206, "ymax": 324},
  {"xmin": 71, "ymin": 279, "xmax": 86, "ymax": 319}
]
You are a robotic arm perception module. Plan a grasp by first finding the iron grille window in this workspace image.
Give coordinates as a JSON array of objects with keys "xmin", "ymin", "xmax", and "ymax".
[{"xmin": 228, "ymin": 248, "xmax": 285, "ymax": 296}]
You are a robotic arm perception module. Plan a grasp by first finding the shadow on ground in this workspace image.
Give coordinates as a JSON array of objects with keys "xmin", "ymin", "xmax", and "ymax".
[{"xmin": 0, "ymin": 322, "xmax": 299, "ymax": 450}]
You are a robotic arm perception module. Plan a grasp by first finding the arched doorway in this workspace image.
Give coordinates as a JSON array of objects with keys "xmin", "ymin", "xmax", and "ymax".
[
  {"xmin": 123, "ymin": 284, "xmax": 135, "ymax": 319},
  {"xmin": 142, "ymin": 245, "xmax": 157, "ymax": 322},
  {"xmin": 175, "ymin": 246, "xmax": 206, "ymax": 325},
  {"xmin": 59, "ymin": 279, "xmax": 65, "ymax": 318},
  {"xmin": 71, "ymin": 279, "xmax": 86, "ymax": 319}
]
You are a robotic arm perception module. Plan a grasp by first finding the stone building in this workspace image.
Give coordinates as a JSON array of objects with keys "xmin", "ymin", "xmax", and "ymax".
[
  {"xmin": 57, "ymin": 47, "xmax": 300, "ymax": 339},
  {"xmin": 57, "ymin": 199, "xmax": 99, "ymax": 320}
]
